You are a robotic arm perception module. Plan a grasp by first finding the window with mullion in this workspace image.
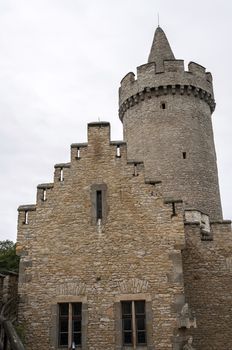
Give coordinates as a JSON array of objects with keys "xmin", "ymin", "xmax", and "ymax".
[
  {"xmin": 58, "ymin": 303, "xmax": 82, "ymax": 347},
  {"xmin": 121, "ymin": 300, "xmax": 146, "ymax": 347}
]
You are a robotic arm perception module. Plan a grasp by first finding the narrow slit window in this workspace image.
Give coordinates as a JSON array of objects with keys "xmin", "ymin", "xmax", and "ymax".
[
  {"xmin": 91, "ymin": 184, "xmax": 107, "ymax": 225},
  {"xmin": 77, "ymin": 147, "xmax": 81, "ymax": 159},
  {"xmin": 43, "ymin": 189, "xmax": 47, "ymax": 201},
  {"xmin": 24, "ymin": 211, "xmax": 29, "ymax": 225},
  {"xmin": 161, "ymin": 102, "xmax": 166, "ymax": 109},
  {"xmin": 133, "ymin": 163, "xmax": 138, "ymax": 176},
  {"xmin": 171, "ymin": 202, "xmax": 177, "ymax": 217},
  {"xmin": 96, "ymin": 190, "xmax": 102, "ymax": 220},
  {"xmin": 60, "ymin": 168, "xmax": 64, "ymax": 182},
  {"xmin": 183, "ymin": 152, "xmax": 186, "ymax": 159},
  {"xmin": 116, "ymin": 145, "xmax": 121, "ymax": 158}
]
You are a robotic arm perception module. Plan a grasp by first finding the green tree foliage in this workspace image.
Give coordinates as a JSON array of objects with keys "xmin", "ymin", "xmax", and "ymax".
[{"xmin": 0, "ymin": 240, "xmax": 19, "ymax": 273}]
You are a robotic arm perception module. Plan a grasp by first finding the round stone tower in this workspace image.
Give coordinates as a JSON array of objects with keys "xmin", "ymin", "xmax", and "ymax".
[{"xmin": 119, "ymin": 26, "xmax": 222, "ymax": 220}]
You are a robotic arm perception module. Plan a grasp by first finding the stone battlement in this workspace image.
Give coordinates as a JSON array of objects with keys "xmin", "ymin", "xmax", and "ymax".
[{"xmin": 119, "ymin": 60, "xmax": 215, "ymax": 120}]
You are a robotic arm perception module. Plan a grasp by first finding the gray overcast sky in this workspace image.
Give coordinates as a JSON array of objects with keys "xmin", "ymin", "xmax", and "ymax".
[{"xmin": 0, "ymin": 0, "xmax": 231, "ymax": 241}]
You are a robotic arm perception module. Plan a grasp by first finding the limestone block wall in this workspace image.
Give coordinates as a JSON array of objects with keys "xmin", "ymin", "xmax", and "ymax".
[
  {"xmin": 17, "ymin": 123, "xmax": 187, "ymax": 350},
  {"xmin": 182, "ymin": 218, "xmax": 232, "ymax": 350}
]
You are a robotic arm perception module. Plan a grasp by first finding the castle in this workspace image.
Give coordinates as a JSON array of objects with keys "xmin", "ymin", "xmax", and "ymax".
[{"xmin": 16, "ymin": 26, "xmax": 232, "ymax": 350}]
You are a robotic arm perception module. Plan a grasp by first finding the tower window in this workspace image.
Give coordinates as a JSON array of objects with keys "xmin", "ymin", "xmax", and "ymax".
[
  {"xmin": 161, "ymin": 102, "xmax": 166, "ymax": 109},
  {"xmin": 183, "ymin": 152, "xmax": 186, "ymax": 159},
  {"xmin": 121, "ymin": 300, "xmax": 146, "ymax": 346},
  {"xmin": 58, "ymin": 303, "xmax": 82, "ymax": 348},
  {"xmin": 96, "ymin": 190, "xmax": 102, "ymax": 220}
]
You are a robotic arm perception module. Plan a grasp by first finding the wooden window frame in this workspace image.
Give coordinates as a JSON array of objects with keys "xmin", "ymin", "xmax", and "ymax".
[
  {"xmin": 58, "ymin": 302, "xmax": 82, "ymax": 348},
  {"xmin": 121, "ymin": 300, "xmax": 146, "ymax": 348},
  {"xmin": 115, "ymin": 294, "xmax": 153, "ymax": 350}
]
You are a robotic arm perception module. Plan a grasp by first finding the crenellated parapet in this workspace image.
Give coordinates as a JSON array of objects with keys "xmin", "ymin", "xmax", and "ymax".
[
  {"xmin": 119, "ymin": 60, "xmax": 215, "ymax": 120},
  {"xmin": 17, "ymin": 204, "xmax": 36, "ymax": 228}
]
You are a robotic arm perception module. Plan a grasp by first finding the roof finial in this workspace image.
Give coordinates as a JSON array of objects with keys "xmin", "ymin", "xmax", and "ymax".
[{"xmin": 158, "ymin": 13, "xmax": 160, "ymax": 27}]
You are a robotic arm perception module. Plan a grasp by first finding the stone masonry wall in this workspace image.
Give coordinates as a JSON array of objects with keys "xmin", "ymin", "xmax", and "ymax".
[
  {"xmin": 17, "ymin": 123, "xmax": 187, "ymax": 350},
  {"xmin": 119, "ymin": 60, "xmax": 222, "ymax": 221},
  {"xmin": 182, "ymin": 220, "xmax": 232, "ymax": 350}
]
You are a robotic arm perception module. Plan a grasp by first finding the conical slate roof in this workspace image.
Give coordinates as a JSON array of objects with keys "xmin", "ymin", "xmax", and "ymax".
[{"xmin": 148, "ymin": 26, "xmax": 175, "ymax": 72}]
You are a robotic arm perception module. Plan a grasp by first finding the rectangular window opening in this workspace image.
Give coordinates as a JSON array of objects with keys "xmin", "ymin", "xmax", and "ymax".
[
  {"xmin": 42, "ymin": 189, "xmax": 47, "ymax": 201},
  {"xmin": 24, "ymin": 211, "xmax": 29, "ymax": 225},
  {"xmin": 182, "ymin": 152, "xmax": 186, "ymax": 159},
  {"xmin": 133, "ymin": 163, "xmax": 138, "ymax": 176},
  {"xmin": 60, "ymin": 168, "xmax": 64, "ymax": 182},
  {"xmin": 77, "ymin": 147, "xmax": 81, "ymax": 159},
  {"xmin": 96, "ymin": 190, "xmax": 102, "ymax": 220},
  {"xmin": 171, "ymin": 202, "xmax": 177, "ymax": 217},
  {"xmin": 121, "ymin": 300, "xmax": 146, "ymax": 347},
  {"xmin": 58, "ymin": 303, "xmax": 82, "ymax": 348},
  {"xmin": 116, "ymin": 145, "xmax": 121, "ymax": 158}
]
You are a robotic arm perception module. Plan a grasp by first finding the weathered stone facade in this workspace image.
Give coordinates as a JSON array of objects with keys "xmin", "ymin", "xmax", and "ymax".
[
  {"xmin": 119, "ymin": 27, "xmax": 221, "ymax": 221},
  {"xmin": 16, "ymin": 27, "xmax": 231, "ymax": 350}
]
